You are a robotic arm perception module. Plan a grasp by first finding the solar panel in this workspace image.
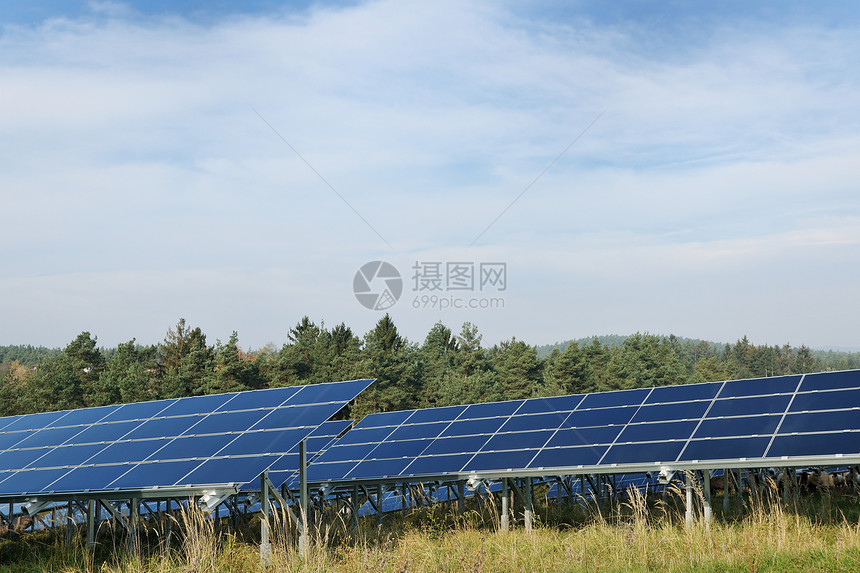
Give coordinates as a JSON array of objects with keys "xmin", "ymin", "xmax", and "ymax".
[
  {"xmin": 0, "ymin": 379, "xmax": 372, "ymax": 498},
  {"xmin": 307, "ymin": 370, "xmax": 860, "ymax": 485}
]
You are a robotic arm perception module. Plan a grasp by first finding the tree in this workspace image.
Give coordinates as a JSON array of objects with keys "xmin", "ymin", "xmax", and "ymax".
[
  {"xmin": 492, "ymin": 338, "xmax": 542, "ymax": 401},
  {"xmin": 418, "ymin": 322, "xmax": 459, "ymax": 406},
  {"xmin": 205, "ymin": 332, "xmax": 265, "ymax": 394},
  {"xmin": 544, "ymin": 342, "xmax": 595, "ymax": 395},
  {"xmin": 794, "ymin": 345, "xmax": 818, "ymax": 374},
  {"xmin": 353, "ymin": 314, "xmax": 419, "ymax": 416},
  {"xmin": 35, "ymin": 332, "xmax": 105, "ymax": 410},
  {"xmin": 157, "ymin": 319, "xmax": 213, "ymax": 398},
  {"xmin": 91, "ymin": 340, "xmax": 156, "ymax": 405}
]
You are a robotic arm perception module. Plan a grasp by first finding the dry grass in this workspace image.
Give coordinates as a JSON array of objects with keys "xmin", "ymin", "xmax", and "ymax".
[{"xmin": 2, "ymin": 486, "xmax": 859, "ymax": 572}]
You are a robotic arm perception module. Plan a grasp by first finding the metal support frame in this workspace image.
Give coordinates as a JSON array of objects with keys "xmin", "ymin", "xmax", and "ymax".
[
  {"xmin": 352, "ymin": 484, "xmax": 360, "ymax": 529},
  {"xmin": 86, "ymin": 500, "xmax": 96, "ymax": 549},
  {"xmin": 500, "ymin": 478, "xmax": 509, "ymax": 531},
  {"xmin": 299, "ymin": 438, "xmax": 310, "ymax": 559},
  {"xmin": 260, "ymin": 472, "xmax": 272, "ymax": 564},
  {"xmin": 685, "ymin": 471, "xmax": 693, "ymax": 527},
  {"xmin": 376, "ymin": 484, "xmax": 384, "ymax": 526},
  {"xmin": 702, "ymin": 470, "xmax": 712, "ymax": 525},
  {"xmin": 524, "ymin": 478, "xmax": 534, "ymax": 533},
  {"xmin": 457, "ymin": 481, "xmax": 465, "ymax": 514}
]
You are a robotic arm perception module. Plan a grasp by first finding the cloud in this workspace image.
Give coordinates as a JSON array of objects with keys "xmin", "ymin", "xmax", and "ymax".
[{"xmin": 1, "ymin": 0, "xmax": 858, "ymax": 348}]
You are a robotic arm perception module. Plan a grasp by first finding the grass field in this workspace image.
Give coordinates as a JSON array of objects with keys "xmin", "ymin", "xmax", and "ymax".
[{"xmin": 1, "ymin": 485, "xmax": 859, "ymax": 572}]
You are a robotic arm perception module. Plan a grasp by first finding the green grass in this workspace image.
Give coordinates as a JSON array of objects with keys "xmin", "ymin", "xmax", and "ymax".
[{"xmin": 1, "ymin": 488, "xmax": 859, "ymax": 572}]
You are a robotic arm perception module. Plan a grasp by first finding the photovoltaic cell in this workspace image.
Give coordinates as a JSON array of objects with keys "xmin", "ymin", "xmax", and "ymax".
[
  {"xmin": 306, "ymin": 370, "xmax": 860, "ymax": 484},
  {"xmin": 0, "ymin": 379, "xmax": 372, "ymax": 497}
]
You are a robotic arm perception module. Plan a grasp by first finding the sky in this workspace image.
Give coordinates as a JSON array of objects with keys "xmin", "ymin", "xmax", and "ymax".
[{"xmin": 1, "ymin": 0, "xmax": 859, "ymax": 351}]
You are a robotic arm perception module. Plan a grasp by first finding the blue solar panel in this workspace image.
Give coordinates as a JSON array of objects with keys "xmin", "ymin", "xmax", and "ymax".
[
  {"xmin": 779, "ymin": 411, "xmax": 860, "ymax": 433},
  {"xmin": 500, "ymin": 412, "xmax": 570, "ymax": 432},
  {"xmin": 546, "ymin": 426, "xmax": 622, "ymax": 448},
  {"xmin": 644, "ymin": 382, "xmax": 721, "ymax": 404},
  {"xmin": 404, "ymin": 453, "xmax": 474, "ymax": 476},
  {"xmin": 578, "ymin": 388, "xmax": 649, "ymax": 409},
  {"xmin": 305, "ymin": 370, "xmax": 860, "ymax": 484},
  {"xmin": 718, "ymin": 375, "xmax": 800, "ymax": 398},
  {"xmin": 679, "ymin": 437, "xmax": 770, "ymax": 461},
  {"xmin": 404, "ymin": 405, "xmax": 467, "ymax": 424},
  {"xmin": 46, "ymin": 405, "xmax": 120, "ymax": 428},
  {"xmin": 693, "ymin": 415, "xmax": 782, "ymax": 438},
  {"xmin": 440, "ymin": 417, "xmax": 506, "ymax": 437},
  {"xmin": 707, "ymin": 395, "xmax": 792, "ymax": 417},
  {"xmin": 530, "ymin": 445, "xmax": 606, "ymax": 468},
  {"xmin": 3, "ymin": 411, "xmax": 67, "ymax": 432},
  {"xmin": 464, "ymin": 449, "xmax": 538, "ymax": 472},
  {"xmin": 516, "ymin": 395, "xmax": 582, "ymax": 415},
  {"xmin": 100, "ymin": 400, "xmax": 175, "ymax": 422},
  {"xmin": 631, "ymin": 401, "xmax": 709, "ymax": 423},
  {"xmin": 387, "ymin": 422, "xmax": 449, "ymax": 441},
  {"xmin": 618, "ymin": 420, "xmax": 699, "ymax": 443},
  {"xmin": 767, "ymin": 431, "xmax": 860, "ymax": 457},
  {"xmin": 790, "ymin": 388, "xmax": 860, "ymax": 412},
  {"xmin": 0, "ymin": 379, "xmax": 372, "ymax": 497},
  {"xmin": 462, "ymin": 400, "xmax": 524, "ymax": 418},
  {"xmin": 799, "ymin": 370, "xmax": 860, "ymax": 392},
  {"xmin": 601, "ymin": 441, "xmax": 685, "ymax": 465},
  {"xmin": 422, "ymin": 435, "xmax": 490, "ymax": 455}
]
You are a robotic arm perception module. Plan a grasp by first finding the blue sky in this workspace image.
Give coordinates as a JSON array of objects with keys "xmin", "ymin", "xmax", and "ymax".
[{"xmin": 2, "ymin": 1, "xmax": 859, "ymax": 350}]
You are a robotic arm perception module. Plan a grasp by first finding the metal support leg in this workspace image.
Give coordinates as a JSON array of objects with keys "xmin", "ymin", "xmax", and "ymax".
[
  {"xmin": 703, "ymin": 470, "xmax": 712, "ymax": 526},
  {"xmin": 66, "ymin": 501, "xmax": 74, "ymax": 547},
  {"xmin": 299, "ymin": 439, "xmax": 309, "ymax": 559},
  {"xmin": 260, "ymin": 472, "xmax": 272, "ymax": 564},
  {"xmin": 723, "ymin": 469, "xmax": 730, "ymax": 514},
  {"xmin": 457, "ymin": 481, "xmax": 465, "ymax": 514},
  {"xmin": 500, "ymin": 478, "xmax": 509, "ymax": 531},
  {"xmin": 524, "ymin": 478, "xmax": 534, "ymax": 534},
  {"xmin": 685, "ymin": 471, "xmax": 693, "ymax": 527},
  {"xmin": 352, "ymin": 484, "xmax": 360, "ymax": 530},
  {"xmin": 129, "ymin": 499, "xmax": 139, "ymax": 555},
  {"xmin": 86, "ymin": 500, "xmax": 96, "ymax": 549},
  {"xmin": 165, "ymin": 499, "xmax": 173, "ymax": 549},
  {"xmin": 376, "ymin": 484, "xmax": 383, "ymax": 526}
]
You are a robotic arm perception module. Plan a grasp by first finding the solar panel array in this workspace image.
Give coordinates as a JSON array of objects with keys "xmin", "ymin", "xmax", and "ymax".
[
  {"xmin": 307, "ymin": 370, "xmax": 860, "ymax": 484},
  {"xmin": 0, "ymin": 379, "xmax": 371, "ymax": 497}
]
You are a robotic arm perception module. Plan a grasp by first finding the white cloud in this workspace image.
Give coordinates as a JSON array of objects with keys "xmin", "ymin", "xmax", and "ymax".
[{"xmin": 1, "ymin": 0, "xmax": 859, "ymax": 349}]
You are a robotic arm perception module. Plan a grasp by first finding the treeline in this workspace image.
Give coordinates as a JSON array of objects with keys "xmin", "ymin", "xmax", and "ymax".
[{"xmin": 0, "ymin": 317, "xmax": 852, "ymax": 419}]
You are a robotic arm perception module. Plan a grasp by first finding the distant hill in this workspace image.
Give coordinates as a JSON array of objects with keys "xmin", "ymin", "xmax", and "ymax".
[
  {"xmin": 536, "ymin": 334, "xmax": 860, "ymax": 371},
  {"xmin": 535, "ymin": 334, "xmax": 720, "ymax": 358},
  {"xmin": 0, "ymin": 344, "xmax": 61, "ymax": 366}
]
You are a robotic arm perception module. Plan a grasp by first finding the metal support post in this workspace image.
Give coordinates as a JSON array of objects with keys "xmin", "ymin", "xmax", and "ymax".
[
  {"xmin": 86, "ymin": 499, "xmax": 96, "ymax": 549},
  {"xmin": 685, "ymin": 471, "xmax": 693, "ymax": 527},
  {"xmin": 376, "ymin": 483, "xmax": 384, "ymax": 526},
  {"xmin": 457, "ymin": 481, "xmax": 465, "ymax": 514},
  {"xmin": 260, "ymin": 471, "xmax": 272, "ymax": 564},
  {"xmin": 723, "ymin": 468, "xmax": 730, "ymax": 514},
  {"xmin": 299, "ymin": 439, "xmax": 310, "ymax": 559},
  {"xmin": 702, "ymin": 470, "xmax": 712, "ymax": 526},
  {"xmin": 66, "ymin": 501, "xmax": 74, "ymax": 547},
  {"xmin": 165, "ymin": 499, "xmax": 173, "ymax": 549},
  {"xmin": 128, "ymin": 499, "xmax": 139, "ymax": 555},
  {"xmin": 524, "ymin": 478, "xmax": 534, "ymax": 534},
  {"xmin": 500, "ymin": 478, "xmax": 509, "ymax": 531},
  {"xmin": 352, "ymin": 484, "xmax": 360, "ymax": 529}
]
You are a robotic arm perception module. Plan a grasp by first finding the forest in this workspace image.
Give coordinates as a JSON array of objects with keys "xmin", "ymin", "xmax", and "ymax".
[{"xmin": 1, "ymin": 316, "xmax": 858, "ymax": 419}]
